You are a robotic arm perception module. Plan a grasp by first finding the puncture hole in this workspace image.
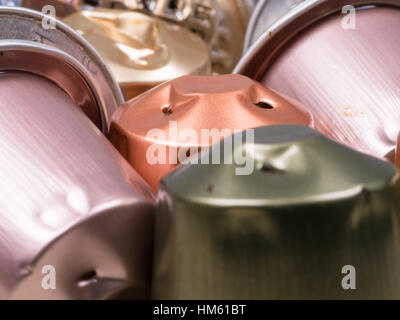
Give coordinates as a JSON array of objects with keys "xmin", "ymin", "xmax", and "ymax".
[
  {"xmin": 162, "ymin": 105, "xmax": 172, "ymax": 115},
  {"xmin": 77, "ymin": 270, "xmax": 97, "ymax": 282},
  {"xmin": 83, "ymin": 0, "xmax": 100, "ymax": 5},
  {"xmin": 260, "ymin": 163, "xmax": 284, "ymax": 175},
  {"xmin": 255, "ymin": 101, "xmax": 274, "ymax": 109}
]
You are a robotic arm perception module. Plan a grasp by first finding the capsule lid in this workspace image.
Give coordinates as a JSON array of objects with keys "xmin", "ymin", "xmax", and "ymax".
[{"xmin": 161, "ymin": 125, "xmax": 396, "ymax": 206}]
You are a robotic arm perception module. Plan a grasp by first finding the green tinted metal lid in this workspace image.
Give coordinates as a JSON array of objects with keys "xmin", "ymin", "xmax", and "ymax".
[{"xmin": 161, "ymin": 125, "xmax": 396, "ymax": 206}]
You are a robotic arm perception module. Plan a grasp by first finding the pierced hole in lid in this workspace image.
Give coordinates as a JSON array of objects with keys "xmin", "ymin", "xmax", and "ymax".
[
  {"xmin": 83, "ymin": 0, "xmax": 100, "ymax": 5},
  {"xmin": 260, "ymin": 163, "xmax": 284, "ymax": 175},
  {"xmin": 255, "ymin": 101, "xmax": 274, "ymax": 109},
  {"xmin": 77, "ymin": 270, "xmax": 97, "ymax": 283},
  {"xmin": 162, "ymin": 105, "xmax": 172, "ymax": 115}
]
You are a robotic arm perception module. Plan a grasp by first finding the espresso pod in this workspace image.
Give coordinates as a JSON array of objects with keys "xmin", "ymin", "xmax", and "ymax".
[
  {"xmin": 109, "ymin": 74, "xmax": 312, "ymax": 191},
  {"xmin": 79, "ymin": 0, "xmax": 254, "ymax": 73},
  {"xmin": 236, "ymin": 0, "xmax": 400, "ymax": 166},
  {"xmin": 0, "ymin": 7, "xmax": 154, "ymax": 299},
  {"xmin": 152, "ymin": 125, "xmax": 400, "ymax": 299},
  {"xmin": 0, "ymin": 6, "xmax": 123, "ymax": 131},
  {"xmin": 63, "ymin": 8, "xmax": 212, "ymax": 100}
]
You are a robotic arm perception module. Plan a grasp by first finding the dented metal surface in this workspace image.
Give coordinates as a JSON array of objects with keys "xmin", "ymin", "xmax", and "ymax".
[
  {"xmin": 23, "ymin": 0, "xmax": 253, "ymax": 73},
  {"xmin": 100, "ymin": 0, "xmax": 254, "ymax": 73},
  {"xmin": 0, "ymin": 6, "xmax": 155, "ymax": 300},
  {"xmin": 0, "ymin": 71, "xmax": 155, "ymax": 299},
  {"xmin": 153, "ymin": 125, "xmax": 400, "ymax": 299},
  {"xmin": 109, "ymin": 74, "xmax": 312, "ymax": 191},
  {"xmin": 63, "ymin": 8, "xmax": 212, "ymax": 100}
]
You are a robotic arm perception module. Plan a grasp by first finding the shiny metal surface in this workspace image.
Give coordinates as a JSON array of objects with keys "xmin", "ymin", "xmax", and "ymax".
[
  {"xmin": 0, "ymin": 41, "xmax": 104, "ymax": 130},
  {"xmin": 0, "ymin": 71, "xmax": 154, "ymax": 299},
  {"xmin": 235, "ymin": 0, "xmax": 400, "ymax": 164},
  {"xmin": 243, "ymin": 0, "xmax": 305, "ymax": 52},
  {"xmin": 93, "ymin": 0, "xmax": 253, "ymax": 73},
  {"xmin": 0, "ymin": 6, "xmax": 123, "ymax": 127},
  {"xmin": 22, "ymin": 0, "xmax": 252, "ymax": 73},
  {"xmin": 110, "ymin": 74, "xmax": 312, "ymax": 191},
  {"xmin": 63, "ymin": 8, "xmax": 211, "ymax": 100},
  {"xmin": 153, "ymin": 124, "xmax": 400, "ymax": 299}
]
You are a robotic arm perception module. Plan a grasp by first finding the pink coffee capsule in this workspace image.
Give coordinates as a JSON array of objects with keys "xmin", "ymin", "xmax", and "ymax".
[
  {"xmin": 235, "ymin": 0, "xmax": 400, "ymax": 165},
  {"xmin": 0, "ymin": 7, "xmax": 154, "ymax": 299}
]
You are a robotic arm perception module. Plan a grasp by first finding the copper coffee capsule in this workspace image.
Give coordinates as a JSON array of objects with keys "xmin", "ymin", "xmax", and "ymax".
[
  {"xmin": 109, "ymin": 74, "xmax": 313, "ymax": 191},
  {"xmin": 0, "ymin": 7, "xmax": 154, "ymax": 299},
  {"xmin": 63, "ymin": 8, "xmax": 212, "ymax": 100},
  {"xmin": 236, "ymin": 0, "xmax": 400, "ymax": 165},
  {"xmin": 152, "ymin": 125, "xmax": 400, "ymax": 299}
]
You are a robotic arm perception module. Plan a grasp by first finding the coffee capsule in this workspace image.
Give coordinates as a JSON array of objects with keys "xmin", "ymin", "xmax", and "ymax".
[
  {"xmin": 63, "ymin": 8, "xmax": 212, "ymax": 100},
  {"xmin": 98, "ymin": 0, "xmax": 254, "ymax": 73},
  {"xmin": 0, "ymin": 7, "xmax": 154, "ymax": 299},
  {"xmin": 0, "ymin": 6, "xmax": 123, "ymax": 131},
  {"xmin": 152, "ymin": 124, "xmax": 400, "ymax": 299},
  {"xmin": 109, "ymin": 74, "xmax": 312, "ymax": 191},
  {"xmin": 0, "ymin": 71, "xmax": 155, "ymax": 300},
  {"xmin": 235, "ymin": 0, "xmax": 400, "ymax": 165}
]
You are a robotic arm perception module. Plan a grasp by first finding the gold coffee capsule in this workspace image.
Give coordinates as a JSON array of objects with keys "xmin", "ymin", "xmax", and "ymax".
[
  {"xmin": 100, "ymin": 0, "xmax": 254, "ymax": 73},
  {"xmin": 63, "ymin": 8, "xmax": 212, "ymax": 100},
  {"xmin": 152, "ymin": 125, "xmax": 400, "ymax": 299}
]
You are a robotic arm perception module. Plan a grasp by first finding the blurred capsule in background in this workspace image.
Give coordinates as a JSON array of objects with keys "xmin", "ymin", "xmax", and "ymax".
[
  {"xmin": 98, "ymin": 0, "xmax": 254, "ymax": 73},
  {"xmin": 236, "ymin": 0, "xmax": 400, "ymax": 166},
  {"xmin": 210, "ymin": 0, "xmax": 254, "ymax": 73},
  {"xmin": 0, "ymin": 7, "xmax": 154, "ymax": 299},
  {"xmin": 25, "ymin": 0, "xmax": 254, "ymax": 75},
  {"xmin": 109, "ymin": 74, "xmax": 313, "ymax": 191},
  {"xmin": 63, "ymin": 8, "xmax": 211, "ymax": 100},
  {"xmin": 152, "ymin": 124, "xmax": 400, "ymax": 299}
]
